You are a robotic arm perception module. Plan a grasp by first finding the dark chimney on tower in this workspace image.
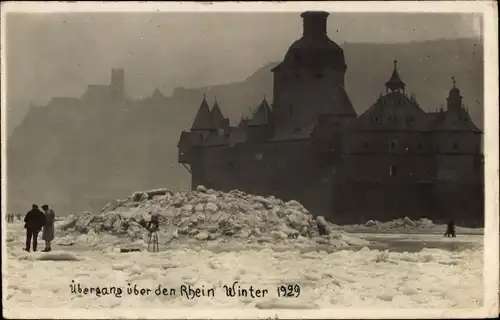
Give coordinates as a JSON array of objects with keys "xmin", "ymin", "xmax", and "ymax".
[{"xmin": 301, "ymin": 11, "xmax": 329, "ymax": 39}]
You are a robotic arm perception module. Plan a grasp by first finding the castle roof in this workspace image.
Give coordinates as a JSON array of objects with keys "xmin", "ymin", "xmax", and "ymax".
[
  {"xmin": 429, "ymin": 105, "xmax": 482, "ymax": 133},
  {"xmin": 350, "ymin": 91, "xmax": 428, "ymax": 132},
  {"xmin": 248, "ymin": 98, "xmax": 273, "ymax": 126},
  {"xmin": 385, "ymin": 60, "xmax": 406, "ymax": 92},
  {"xmin": 191, "ymin": 96, "xmax": 216, "ymax": 131},
  {"xmin": 211, "ymin": 98, "xmax": 226, "ymax": 128},
  {"xmin": 326, "ymin": 86, "xmax": 357, "ymax": 117},
  {"xmin": 272, "ymin": 11, "xmax": 345, "ymax": 72}
]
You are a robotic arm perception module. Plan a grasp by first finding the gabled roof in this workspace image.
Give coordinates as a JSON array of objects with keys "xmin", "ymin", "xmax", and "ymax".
[
  {"xmin": 211, "ymin": 99, "xmax": 226, "ymax": 128},
  {"xmin": 349, "ymin": 91, "xmax": 428, "ymax": 132},
  {"xmin": 191, "ymin": 97, "xmax": 216, "ymax": 131},
  {"xmin": 248, "ymin": 98, "xmax": 273, "ymax": 126}
]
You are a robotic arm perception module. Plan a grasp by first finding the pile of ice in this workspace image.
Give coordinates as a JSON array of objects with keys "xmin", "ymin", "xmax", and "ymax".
[
  {"xmin": 341, "ymin": 217, "xmax": 483, "ymax": 234},
  {"xmin": 363, "ymin": 217, "xmax": 434, "ymax": 229},
  {"xmin": 55, "ymin": 186, "xmax": 369, "ymax": 249}
]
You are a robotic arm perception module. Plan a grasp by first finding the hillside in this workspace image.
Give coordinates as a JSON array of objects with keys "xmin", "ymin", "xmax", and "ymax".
[{"xmin": 6, "ymin": 38, "xmax": 484, "ymax": 215}]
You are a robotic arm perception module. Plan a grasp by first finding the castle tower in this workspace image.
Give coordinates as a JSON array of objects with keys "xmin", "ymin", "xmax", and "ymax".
[
  {"xmin": 271, "ymin": 11, "xmax": 356, "ymax": 128},
  {"xmin": 110, "ymin": 68, "xmax": 125, "ymax": 98},
  {"xmin": 211, "ymin": 98, "xmax": 226, "ymax": 129}
]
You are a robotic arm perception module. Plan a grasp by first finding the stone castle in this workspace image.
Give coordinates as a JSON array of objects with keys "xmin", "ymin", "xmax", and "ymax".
[{"xmin": 178, "ymin": 11, "xmax": 484, "ymax": 225}]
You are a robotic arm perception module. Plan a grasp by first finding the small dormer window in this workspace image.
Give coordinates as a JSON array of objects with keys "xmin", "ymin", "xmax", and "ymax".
[{"xmin": 373, "ymin": 117, "xmax": 381, "ymax": 124}]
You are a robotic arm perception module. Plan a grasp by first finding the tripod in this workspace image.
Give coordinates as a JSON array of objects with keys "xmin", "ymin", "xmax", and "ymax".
[{"xmin": 147, "ymin": 231, "xmax": 159, "ymax": 252}]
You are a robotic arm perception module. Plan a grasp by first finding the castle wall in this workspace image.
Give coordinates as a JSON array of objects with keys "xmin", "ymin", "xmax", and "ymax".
[
  {"xmin": 434, "ymin": 154, "xmax": 482, "ymax": 182},
  {"xmin": 189, "ymin": 139, "xmax": 336, "ymax": 218},
  {"xmin": 431, "ymin": 131, "xmax": 482, "ymax": 154},
  {"xmin": 342, "ymin": 131, "xmax": 434, "ymax": 182}
]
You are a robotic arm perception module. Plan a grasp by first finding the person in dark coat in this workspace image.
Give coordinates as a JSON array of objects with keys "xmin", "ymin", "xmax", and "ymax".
[
  {"xmin": 41, "ymin": 205, "xmax": 56, "ymax": 252},
  {"xmin": 444, "ymin": 220, "xmax": 456, "ymax": 237},
  {"xmin": 24, "ymin": 204, "xmax": 45, "ymax": 252},
  {"xmin": 147, "ymin": 215, "xmax": 160, "ymax": 234}
]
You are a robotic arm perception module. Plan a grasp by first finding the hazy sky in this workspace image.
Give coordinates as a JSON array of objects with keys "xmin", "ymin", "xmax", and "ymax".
[{"xmin": 6, "ymin": 12, "xmax": 482, "ymax": 105}]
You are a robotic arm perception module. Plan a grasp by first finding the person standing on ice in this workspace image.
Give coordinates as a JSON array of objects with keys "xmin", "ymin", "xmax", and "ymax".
[
  {"xmin": 444, "ymin": 219, "xmax": 456, "ymax": 237},
  {"xmin": 41, "ymin": 204, "xmax": 56, "ymax": 252},
  {"xmin": 24, "ymin": 204, "xmax": 45, "ymax": 252}
]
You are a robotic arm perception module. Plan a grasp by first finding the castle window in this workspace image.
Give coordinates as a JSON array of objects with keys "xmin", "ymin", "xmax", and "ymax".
[
  {"xmin": 316, "ymin": 73, "xmax": 324, "ymax": 79},
  {"xmin": 372, "ymin": 117, "xmax": 381, "ymax": 124},
  {"xmin": 452, "ymin": 143, "xmax": 458, "ymax": 150},
  {"xmin": 389, "ymin": 164, "xmax": 398, "ymax": 177},
  {"xmin": 388, "ymin": 116, "xmax": 393, "ymax": 122},
  {"xmin": 406, "ymin": 116, "xmax": 415, "ymax": 124},
  {"xmin": 417, "ymin": 143, "xmax": 422, "ymax": 149},
  {"xmin": 390, "ymin": 140, "xmax": 398, "ymax": 151}
]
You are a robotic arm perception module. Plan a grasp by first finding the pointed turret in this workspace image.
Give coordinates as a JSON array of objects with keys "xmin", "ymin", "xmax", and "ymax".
[
  {"xmin": 211, "ymin": 97, "xmax": 226, "ymax": 128},
  {"xmin": 446, "ymin": 76, "xmax": 463, "ymax": 112},
  {"xmin": 385, "ymin": 60, "xmax": 406, "ymax": 93},
  {"xmin": 191, "ymin": 95, "xmax": 216, "ymax": 131},
  {"xmin": 248, "ymin": 97, "xmax": 273, "ymax": 127}
]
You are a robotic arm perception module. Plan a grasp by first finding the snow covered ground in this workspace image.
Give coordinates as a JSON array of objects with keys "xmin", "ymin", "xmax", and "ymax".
[{"xmin": 3, "ymin": 222, "xmax": 484, "ymax": 310}]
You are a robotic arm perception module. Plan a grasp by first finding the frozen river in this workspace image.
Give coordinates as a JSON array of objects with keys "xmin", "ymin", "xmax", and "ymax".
[{"xmin": 3, "ymin": 222, "xmax": 484, "ymax": 311}]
